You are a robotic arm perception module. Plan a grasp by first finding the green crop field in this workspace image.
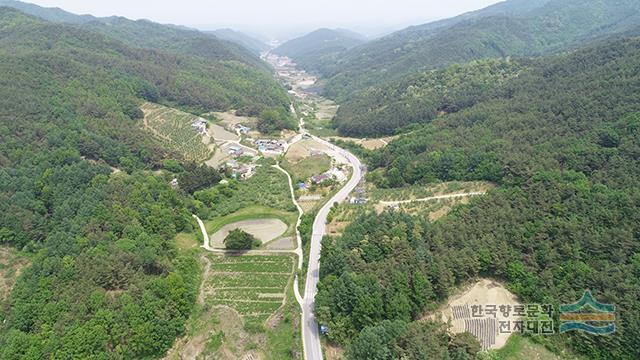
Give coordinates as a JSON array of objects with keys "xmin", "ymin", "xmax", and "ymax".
[
  {"xmin": 196, "ymin": 165, "xmax": 297, "ymax": 218},
  {"xmin": 141, "ymin": 102, "xmax": 212, "ymax": 162},
  {"xmin": 204, "ymin": 254, "xmax": 295, "ymax": 325}
]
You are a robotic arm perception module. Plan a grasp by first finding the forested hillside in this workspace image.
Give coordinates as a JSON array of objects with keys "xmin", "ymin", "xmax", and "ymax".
[
  {"xmin": 0, "ymin": 7, "xmax": 270, "ymax": 358},
  {"xmin": 0, "ymin": 1, "xmax": 295, "ymax": 124},
  {"xmin": 273, "ymin": 28, "xmax": 366, "ymax": 74},
  {"xmin": 332, "ymin": 59, "xmax": 523, "ymax": 136},
  {"xmin": 322, "ymin": 0, "xmax": 640, "ymax": 101},
  {"xmin": 317, "ymin": 37, "xmax": 640, "ymax": 359},
  {"xmin": 208, "ymin": 28, "xmax": 270, "ymax": 55}
]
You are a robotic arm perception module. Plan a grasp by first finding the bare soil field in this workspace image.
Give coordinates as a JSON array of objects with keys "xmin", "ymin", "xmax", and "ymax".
[
  {"xmin": 208, "ymin": 123, "xmax": 239, "ymax": 142},
  {"xmin": 209, "ymin": 219, "xmax": 288, "ymax": 249},
  {"xmin": 212, "ymin": 111, "xmax": 258, "ymax": 128},
  {"xmin": 328, "ymin": 136, "xmax": 396, "ymax": 150},
  {"xmin": 431, "ymin": 279, "xmax": 521, "ymax": 350},
  {"xmin": 264, "ymin": 237, "xmax": 295, "ymax": 250},
  {"xmin": 285, "ymin": 139, "xmax": 331, "ymax": 162}
]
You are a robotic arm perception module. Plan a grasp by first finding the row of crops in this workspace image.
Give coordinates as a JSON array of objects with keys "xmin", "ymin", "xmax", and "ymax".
[
  {"xmin": 140, "ymin": 102, "xmax": 212, "ymax": 162},
  {"xmin": 204, "ymin": 254, "xmax": 294, "ymax": 326}
]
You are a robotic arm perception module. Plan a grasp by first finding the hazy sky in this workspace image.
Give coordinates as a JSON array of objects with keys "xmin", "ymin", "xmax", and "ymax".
[{"xmin": 25, "ymin": 0, "xmax": 503, "ymax": 39}]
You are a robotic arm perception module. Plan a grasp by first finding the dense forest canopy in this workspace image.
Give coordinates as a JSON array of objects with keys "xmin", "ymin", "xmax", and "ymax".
[
  {"xmin": 0, "ymin": 7, "xmax": 285, "ymax": 358},
  {"xmin": 0, "ymin": 1, "xmax": 294, "ymax": 125},
  {"xmin": 320, "ymin": 0, "xmax": 640, "ymax": 101},
  {"xmin": 332, "ymin": 59, "xmax": 523, "ymax": 137},
  {"xmin": 317, "ymin": 37, "xmax": 640, "ymax": 359}
]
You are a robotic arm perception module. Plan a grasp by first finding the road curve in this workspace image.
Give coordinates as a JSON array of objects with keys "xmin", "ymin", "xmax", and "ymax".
[{"xmin": 302, "ymin": 136, "xmax": 363, "ymax": 360}]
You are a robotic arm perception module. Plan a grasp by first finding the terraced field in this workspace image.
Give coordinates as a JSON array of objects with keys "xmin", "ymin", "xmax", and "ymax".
[
  {"xmin": 203, "ymin": 254, "xmax": 295, "ymax": 326},
  {"xmin": 140, "ymin": 102, "xmax": 212, "ymax": 162}
]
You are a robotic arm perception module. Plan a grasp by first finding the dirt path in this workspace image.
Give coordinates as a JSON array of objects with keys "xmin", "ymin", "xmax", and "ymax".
[
  {"xmin": 378, "ymin": 192, "xmax": 486, "ymax": 206},
  {"xmin": 197, "ymin": 255, "xmax": 211, "ymax": 306}
]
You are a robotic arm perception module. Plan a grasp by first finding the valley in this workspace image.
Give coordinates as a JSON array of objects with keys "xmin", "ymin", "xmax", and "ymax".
[{"xmin": 1, "ymin": 1, "xmax": 639, "ymax": 360}]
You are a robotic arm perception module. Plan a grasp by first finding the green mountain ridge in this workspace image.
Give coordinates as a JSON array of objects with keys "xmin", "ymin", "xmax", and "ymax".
[
  {"xmin": 208, "ymin": 28, "xmax": 270, "ymax": 55},
  {"xmin": 273, "ymin": 28, "xmax": 367, "ymax": 74},
  {"xmin": 319, "ymin": 36, "xmax": 640, "ymax": 360},
  {"xmin": 322, "ymin": 0, "xmax": 640, "ymax": 101}
]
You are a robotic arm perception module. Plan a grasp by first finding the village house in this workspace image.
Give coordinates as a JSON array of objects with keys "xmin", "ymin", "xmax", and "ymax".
[
  {"xmin": 228, "ymin": 145, "xmax": 243, "ymax": 157},
  {"xmin": 256, "ymin": 139, "xmax": 285, "ymax": 154},
  {"xmin": 233, "ymin": 124, "xmax": 251, "ymax": 135},
  {"xmin": 191, "ymin": 119, "xmax": 207, "ymax": 135},
  {"xmin": 310, "ymin": 173, "xmax": 332, "ymax": 185}
]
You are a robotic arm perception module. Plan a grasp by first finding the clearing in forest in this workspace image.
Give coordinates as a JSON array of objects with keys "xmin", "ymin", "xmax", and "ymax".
[
  {"xmin": 0, "ymin": 246, "xmax": 29, "ymax": 301},
  {"xmin": 432, "ymin": 279, "xmax": 521, "ymax": 351},
  {"xmin": 372, "ymin": 181, "xmax": 494, "ymax": 220},
  {"xmin": 140, "ymin": 102, "xmax": 212, "ymax": 162}
]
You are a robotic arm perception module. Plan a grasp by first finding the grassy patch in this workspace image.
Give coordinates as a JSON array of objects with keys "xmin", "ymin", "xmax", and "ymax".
[
  {"xmin": 282, "ymin": 154, "xmax": 332, "ymax": 183},
  {"xmin": 175, "ymin": 231, "xmax": 199, "ymax": 251},
  {"xmin": 493, "ymin": 335, "xmax": 567, "ymax": 360},
  {"xmin": 197, "ymin": 166, "xmax": 296, "ymax": 218}
]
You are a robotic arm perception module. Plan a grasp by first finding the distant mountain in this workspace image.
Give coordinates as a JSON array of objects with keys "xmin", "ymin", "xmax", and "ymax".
[
  {"xmin": 0, "ymin": 0, "xmax": 269, "ymax": 70},
  {"xmin": 0, "ymin": 6, "xmax": 290, "ymax": 117},
  {"xmin": 322, "ymin": 0, "xmax": 640, "ymax": 100},
  {"xmin": 0, "ymin": 0, "xmax": 96, "ymax": 23},
  {"xmin": 208, "ymin": 28, "xmax": 270, "ymax": 55},
  {"xmin": 273, "ymin": 28, "xmax": 367, "ymax": 74}
]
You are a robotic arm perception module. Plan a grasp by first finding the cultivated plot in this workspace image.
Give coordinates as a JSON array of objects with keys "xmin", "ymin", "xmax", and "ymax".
[
  {"xmin": 203, "ymin": 254, "xmax": 295, "ymax": 326},
  {"xmin": 140, "ymin": 102, "xmax": 212, "ymax": 162}
]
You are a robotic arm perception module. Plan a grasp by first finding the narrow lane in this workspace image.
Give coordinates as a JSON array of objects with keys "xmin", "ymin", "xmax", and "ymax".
[{"xmin": 302, "ymin": 136, "xmax": 362, "ymax": 360}]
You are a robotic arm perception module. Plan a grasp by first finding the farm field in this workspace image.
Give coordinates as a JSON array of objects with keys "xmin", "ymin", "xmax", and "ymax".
[
  {"xmin": 204, "ymin": 205, "xmax": 297, "ymax": 238},
  {"xmin": 207, "ymin": 123, "xmax": 238, "ymax": 142},
  {"xmin": 370, "ymin": 181, "xmax": 493, "ymax": 202},
  {"xmin": 328, "ymin": 135, "xmax": 394, "ymax": 150},
  {"xmin": 209, "ymin": 218, "xmax": 288, "ymax": 249},
  {"xmin": 284, "ymin": 139, "xmax": 331, "ymax": 162},
  {"xmin": 431, "ymin": 279, "xmax": 520, "ymax": 350},
  {"xmin": 140, "ymin": 102, "xmax": 212, "ymax": 162},
  {"xmin": 203, "ymin": 255, "xmax": 294, "ymax": 325},
  {"xmin": 166, "ymin": 238, "xmax": 301, "ymax": 359},
  {"xmin": 368, "ymin": 181, "xmax": 493, "ymax": 220}
]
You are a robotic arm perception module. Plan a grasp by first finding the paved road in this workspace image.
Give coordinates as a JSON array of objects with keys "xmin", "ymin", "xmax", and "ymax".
[{"xmin": 302, "ymin": 136, "xmax": 362, "ymax": 360}]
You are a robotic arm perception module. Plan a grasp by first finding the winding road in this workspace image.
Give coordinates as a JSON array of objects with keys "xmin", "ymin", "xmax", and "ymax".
[
  {"xmin": 193, "ymin": 98, "xmax": 363, "ymax": 359},
  {"xmin": 302, "ymin": 135, "xmax": 363, "ymax": 360}
]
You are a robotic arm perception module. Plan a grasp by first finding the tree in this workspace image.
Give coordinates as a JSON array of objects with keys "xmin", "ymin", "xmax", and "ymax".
[{"xmin": 223, "ymin": 229, "xmax": 260, "ymax": 250}]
